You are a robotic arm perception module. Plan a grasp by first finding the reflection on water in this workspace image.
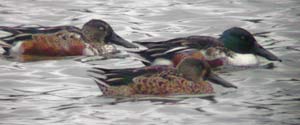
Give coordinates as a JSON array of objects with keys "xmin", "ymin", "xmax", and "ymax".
[{"xmin": 0, "ymin": 0, "xmax": 300, "ymax": 124}]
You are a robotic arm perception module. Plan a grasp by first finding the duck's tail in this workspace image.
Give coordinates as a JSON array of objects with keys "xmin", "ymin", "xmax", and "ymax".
[
  {"xmin": 88, "ymin": 68, "xmax": 111, "ymax": 94},
  {"xmin": 0, "ymin": 40, "xmax": 12, "ymax": 48},
  {"xmin": 0, "ymin": 26, "xmax": 23, "ymax": 49},
  {"xmin": 0, "ymin": 25, "xmax": 82, "ymax": 43},
  {"xmin": 0, "ymin": 25, "xmax": 46, "ymax": 50},
  {"xmin": 88, "ymin": 67, "xmax": 140, "ymax": 88}
]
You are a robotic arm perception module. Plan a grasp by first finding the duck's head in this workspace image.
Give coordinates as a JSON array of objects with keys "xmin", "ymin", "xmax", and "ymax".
[
  {"xmin": 176, "ymin": 58, "xmax": 237, "ymax": 88},
  {"xmin": 219, "ymin": 27, "xmax": 281, "ymax": 61},
  {"xmin": 81, "ymin": 19, "xmax": 137, "ymax": 48}
]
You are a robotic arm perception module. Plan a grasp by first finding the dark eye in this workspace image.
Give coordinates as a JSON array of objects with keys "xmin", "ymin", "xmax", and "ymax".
[
  {"xmin": 241, "ymin": 36, "xmax": 245, "ymax": 40},
  {"xmin": 98, "ymin": 26, "xmax": 104, "ymax": 31}
]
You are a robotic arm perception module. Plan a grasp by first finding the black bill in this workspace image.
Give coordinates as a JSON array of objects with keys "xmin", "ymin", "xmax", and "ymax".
[
  {"xmin": 108, "ymin": 31, "xmax": 138, "ymax": 48},
  {"xmin": 254, "ymin": 44, "xmax": 282, "ymax": 62},
  {"xmin": 207, "ymin": 73, "xmax": 237, "ymax": 88}
]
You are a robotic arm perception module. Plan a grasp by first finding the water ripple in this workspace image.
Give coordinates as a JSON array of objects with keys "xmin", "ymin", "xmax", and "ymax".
[{"xmin": 0, "ymin": 0, "xmax": 300, "ymax": 124}]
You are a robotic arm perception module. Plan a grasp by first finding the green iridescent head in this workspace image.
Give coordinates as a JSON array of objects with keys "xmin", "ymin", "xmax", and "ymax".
[{"xmin": 220, "ymin": 27, "xmax": 281, "ymax": 61}]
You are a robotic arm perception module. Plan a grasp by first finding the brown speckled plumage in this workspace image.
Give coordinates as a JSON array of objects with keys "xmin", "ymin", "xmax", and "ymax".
[
  {"xmin": 101, "ymin": 72, "xmax": 213, "ymax": 96},
  {"xmin": 0, "ymin": 19, "xmax": 137, "ymax": 61},
  {"xmin": 21, "ymin": 30, "xmax": 86, "ymax": 56},
  {"xmin": 90, "ymin": 58, "xmax": 235, "ymax": 97}
]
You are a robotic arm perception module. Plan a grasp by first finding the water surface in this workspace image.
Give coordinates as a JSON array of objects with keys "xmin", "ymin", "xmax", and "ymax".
[{"xmin": 0, "ymin": 0, "xmax": 300, "ymax": 124}]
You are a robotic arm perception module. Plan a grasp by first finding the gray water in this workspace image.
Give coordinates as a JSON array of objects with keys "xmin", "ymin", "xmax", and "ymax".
[{"xmin": 0, "ymin": 0, "xmax": 300, "ymax": 124}]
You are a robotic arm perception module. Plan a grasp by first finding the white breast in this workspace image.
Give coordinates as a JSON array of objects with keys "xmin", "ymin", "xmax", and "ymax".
[
  {"xmin": 227, "ymin": 53, "xmax": 259, "ymax": 66},
  {"xmin": 152, "ymin": 58, "xmax": 173, "ymax": 66},
  {"xmin": 83, "ymin": 43, "xmax": 98, "ymax": 55}
]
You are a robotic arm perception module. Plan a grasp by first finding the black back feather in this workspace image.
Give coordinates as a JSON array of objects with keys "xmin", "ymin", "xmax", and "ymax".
[
  {"xmin": 134, "ymin": 35, "xmax": 224, "ymax": 64},
  {"xmin": 88, "ymin": 65, "xmax": 172, "ymax": 86}
]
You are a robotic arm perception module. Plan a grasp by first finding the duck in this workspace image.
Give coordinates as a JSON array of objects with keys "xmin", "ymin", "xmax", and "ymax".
[
  {"xmin": 0, "ymin": 19, "xmax": 138, "ymax": 61},
  {"xmin": 89, "ymin": 57, "xmax": 237, "ymax": 97},
  {"xmin": 134, "ymin": 27, "xmax": 281, "ymax": 69}
]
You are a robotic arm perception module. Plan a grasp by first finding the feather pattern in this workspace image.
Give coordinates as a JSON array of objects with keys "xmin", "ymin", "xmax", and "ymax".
[
  {"xmin": 134, "ymin": 36, "xmax": 226, "ymax": 65},
  {"xmin": 0, "ymin": 19, "xmax": 137, "ymax": 61},
  {"xmin": 89, "ymin": 64, "xmax": 214, "ymax": 97}
]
